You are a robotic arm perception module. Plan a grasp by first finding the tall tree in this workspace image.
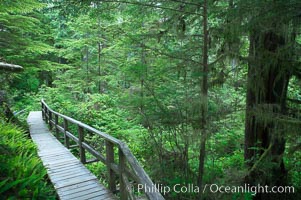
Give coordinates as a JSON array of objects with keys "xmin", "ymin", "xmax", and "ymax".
[
  {"xmin": 241, "ymin": 1, "xmax": 301, "ymax": 199},
  {"xmin": 197, "ymin": 0, "xmax": 209, "ymax": 197}
]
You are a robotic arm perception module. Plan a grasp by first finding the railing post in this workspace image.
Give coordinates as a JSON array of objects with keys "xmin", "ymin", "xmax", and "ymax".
[
  {"xmin": 63, "ymin": 119, "xmax": 70, "ymax": 149},
  {"xmin": 55, "ymin": 114, "xmax": 59, "ymax": 138},
  {"xmin": 119, "ymin": 148, "xmax": 127, "ymax": 200},
  {"xmin": 41, "ymin": 102, "xmax": 45, "ymax": 120},
  {"xmin": 49, "ymin": 111, "xmax": 53, "ymax": 130},
  {"xmin": 45, "ymin": 107, "xmax": 48, "ymax": 123},
  {"xmin": 78, "ymin": 125, "xmax": 86, "ymax": 164},
  {"xmin": 106, "ymin": 141, "xmax": 116, "ymax": 192}
]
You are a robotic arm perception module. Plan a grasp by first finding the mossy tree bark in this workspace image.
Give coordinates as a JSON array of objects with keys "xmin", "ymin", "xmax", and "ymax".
[{"xmin": 245, "ymin": 27, "xmax": 291, "ymax": 200}]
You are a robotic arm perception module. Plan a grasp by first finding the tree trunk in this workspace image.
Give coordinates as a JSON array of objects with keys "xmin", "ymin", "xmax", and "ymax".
[
  {"xmin": 98, "ymin": 42, "xmax": 102, "ymax": 93},
  {"xmin": 245, "ymin": 28, "xmax": 290, "ymax": 200},
  {"xmin": 86, "ymin": 46, "xmax": 90, "ymax": 93},
  {"xmin": 0, "ymin": 90, "xmax": 19, "ymax": 124},
  {"xmin": 197, "ymin": 0, "xmax": 209, "ymax": 198}
]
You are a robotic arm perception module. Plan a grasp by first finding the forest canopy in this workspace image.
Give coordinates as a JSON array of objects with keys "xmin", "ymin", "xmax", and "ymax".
[{"xmin": 1, "ymin": 0, "xmax": 301, "ymax": 199}]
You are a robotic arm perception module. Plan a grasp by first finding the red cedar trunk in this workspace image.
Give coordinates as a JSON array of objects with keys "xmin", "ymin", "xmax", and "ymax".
[{"xmin": 245, "ymin": 30, "xmax": 289, "ymax": 200}]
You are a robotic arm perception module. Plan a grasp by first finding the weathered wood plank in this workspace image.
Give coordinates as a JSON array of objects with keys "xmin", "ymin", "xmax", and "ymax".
[
  {"xmin": 50, "ymin": 171, "xmax": 92, "ymax": 182},
  {"xmin": 57, "ymin": 181, "xmax": 100, "ymax": 195},
  {"xmin": 60, "ymin": 184, "xmax": 103, "ymax": 196},
  {"xmin": 43, "ymin": 158, "xmax": 78, "ymax": 165},
  {"xmin": 47, "ymin": 163, "xmax": 83, "ymax": 172},
  {"xmin": 41, "ymin": 153, "xmax": 71, "ymax": 159},
  {"xmin": 49, "ymin": 168, "xmax": 88, "ymax": 177},
  {"xmin": 72, "ymin": 190, "xmax": 112, "ymax": 200},
  {"xmin": 89, "ymin": 194, "xmax": 118, "ymax": 200},
  {"xmin": 60, "ymin": 186, "xmax": 108, "ymax": 199},
  {"xmin": 27, "ymin": 111, "xmax": 117, "ymax": 200},
  {"xmin": 54, "ymin": 176, "xmax": 98, "ymax": 189},
  {"xmin": 39, "ymin": 153, "xmax": 68, "ymax": 159}
]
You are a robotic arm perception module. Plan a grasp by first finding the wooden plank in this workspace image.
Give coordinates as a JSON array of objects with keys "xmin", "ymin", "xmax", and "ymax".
[
  {"xmin": 89, "ymin": 194, "xmax": 116, "ymax": 200},
  {"xmin": 37, "ymin": 146, "xmax": 64, "ymax": 151},
  {"xmin": 43, "ymin": 157, "xmax": 74, "ymax": 163},
  {"xmin": 40, "ymin": 149, "xmax": 69, "ymax": 154},
  {"xmin": 48, "ymin": 164, "xmax": 85, "ymax": 173},
  {"xmin": 52, "ymin": 169, "xmax": 91, "ymax": 180},
  {"xmin": 43, "ymin": 158, "xmax": 78, "ymax": 165},
  {"xmin": 27, "ymin": 111, "xmax": 116, "ymax": 200},
  {"xmin": 60, "ymin": 186, "xmax": 107, "ymax": 199},
  {"xmin": 40, "ymin": 153, "xmax": 71, "ymax": 159},
  {"xmin": 77, "ymin": 191, "xmax": 114, "ymax": 200},
  {"xmin": 57, "ymin": 181, "xmax": 100, "ymax": 194},
  {"xmin": 45, "ymin": 161, "xmax": 80, "ymax": 169},
  {"xmin": 46, "ymin": 163, "xmax": 83, "ymax": 172},
  {"xmin": 54, "ymin": 176, "xmax": 98, "ymax": 189},
  {"xmin": 50, "ymin": 171, "xmax": 92, "ymax": 182},
  {"xmin": 89, "ymin": 194, "xmax": 117, "ymax": 200},
  {"xmin": 47, "ymin": 163, "xmax": 83, "ymax": 172},
  {"xmin": 43, "ymin": 157, "xmax": 73, "ymax": 163},
  {"xmin": 43, "ymin": 158, "xmax": 73, "ymax": 164},
  {"xmin": 59, "ymin": 183, "xmax": 103, "ymax": 197},
  {"xmin": 49, "ymin": 168, "xmax": 89, "ymax": 177}
]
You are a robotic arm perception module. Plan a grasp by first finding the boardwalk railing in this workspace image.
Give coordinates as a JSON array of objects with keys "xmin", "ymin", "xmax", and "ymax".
[{"xmin": 41, "ymin": 99, "xmax": 164, "ymax": 200}]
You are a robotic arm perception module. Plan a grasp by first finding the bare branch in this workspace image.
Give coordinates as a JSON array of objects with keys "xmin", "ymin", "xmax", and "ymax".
[{"xmin": 0, "ymin": 62, "xmax": 23, "ymax": 72}]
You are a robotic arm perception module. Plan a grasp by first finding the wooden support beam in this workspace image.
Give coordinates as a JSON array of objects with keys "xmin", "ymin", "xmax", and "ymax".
[{"xmin": 106, "ymin": 141, "xmax": 117, "ymax": 192}]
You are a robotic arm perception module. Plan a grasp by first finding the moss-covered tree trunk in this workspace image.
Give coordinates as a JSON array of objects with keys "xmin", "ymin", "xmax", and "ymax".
[{"xmin": 245, "ymin": 28, "xmax": 290, "ymax": 200}]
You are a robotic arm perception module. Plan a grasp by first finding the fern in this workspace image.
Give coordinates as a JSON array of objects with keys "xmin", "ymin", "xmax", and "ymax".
[{"xmin": 0, "ymin": 122, "xmax": 56, "ymax": 199}]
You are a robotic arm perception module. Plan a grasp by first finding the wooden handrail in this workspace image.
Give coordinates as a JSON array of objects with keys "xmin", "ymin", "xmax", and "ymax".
[{"xmin": 41, "ymin": 99, "xmax": 164, "ymax": 200}]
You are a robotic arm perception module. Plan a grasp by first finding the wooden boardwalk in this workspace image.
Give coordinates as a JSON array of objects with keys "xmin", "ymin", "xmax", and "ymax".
[{"xmin": 27, "ymin": 111, "xmax": 117, "ymax": 200}]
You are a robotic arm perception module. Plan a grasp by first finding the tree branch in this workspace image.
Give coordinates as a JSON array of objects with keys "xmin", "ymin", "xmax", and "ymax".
[
  {"xmin": 101, "ymin": 0, "xmax": 203, "ymax": 16},
  {"xmin": 168, "ymin": 0, "xmax": 201, "ymax": 7},
  {"xmin": 0, "ymin": 62, "xmax": 23, "ymax": 72}
]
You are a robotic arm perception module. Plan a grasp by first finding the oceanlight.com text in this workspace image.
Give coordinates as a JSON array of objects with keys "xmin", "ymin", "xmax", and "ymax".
[{"xmin": 137, "ymin": 183, "xmax": 295, "ymax": 196}]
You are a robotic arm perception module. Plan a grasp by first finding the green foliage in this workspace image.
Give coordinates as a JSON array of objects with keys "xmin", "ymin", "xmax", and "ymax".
[
  {"xmin": 41, "ymin": 88, "xmax": 148, "ymax": 152},
  {"xmin": 2, "ymin": 0, "xmax": 301, "ymax": 199},
  {"xmin": 0, "ymin": 122, "xmax": 56, "ymax": 199},
  {"xmin": 0, "ymin": 0, "xmax": 44, "ymax": 14}
]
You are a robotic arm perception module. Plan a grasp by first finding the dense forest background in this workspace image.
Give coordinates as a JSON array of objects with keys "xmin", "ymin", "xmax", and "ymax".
[{"xmin": 1, "ymin": 0, "xmax": 301, "ymax": 199}]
